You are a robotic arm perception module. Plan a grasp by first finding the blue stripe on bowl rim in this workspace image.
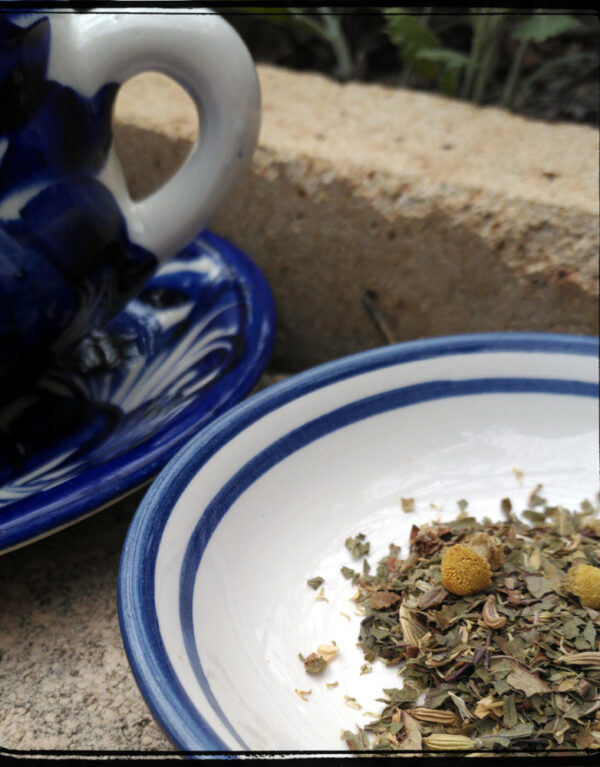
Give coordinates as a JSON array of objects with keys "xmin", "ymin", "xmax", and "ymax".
[
  {"xmin": 117, "ymin": 332, "xmax": 599, "ymax": 754},
  {"xmin": 0, "ymin": 230, "xmax": 276, "ymax": 553}
]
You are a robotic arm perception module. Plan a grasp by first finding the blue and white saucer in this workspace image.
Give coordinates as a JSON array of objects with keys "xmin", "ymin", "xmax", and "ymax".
[{"xmin": 0, "ymin": 230, "xmax": 275, "ymax": 553}]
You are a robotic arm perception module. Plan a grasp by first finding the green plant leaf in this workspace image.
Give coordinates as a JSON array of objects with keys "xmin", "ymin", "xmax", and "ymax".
[
  {"xmin": 415, "ymin": 47, "xmax": 471, "ymax": 96},
  {"xmin": 415, "ymin": 47, "xmax": 471, "ymax": 71},
  {"xmin": 512, "ymin": 14, "xmax": 581, "ymax": 44},
  {"xmin": 383, "ymin": 11, "xmax": 441, "ymax": 79},
  {"xmin": 440, "ymin": 69, "xmax": 459, "ymax": 97}
]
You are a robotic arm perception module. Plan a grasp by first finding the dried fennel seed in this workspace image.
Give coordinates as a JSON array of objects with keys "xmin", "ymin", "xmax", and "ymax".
[{"xmin": 341, "ymin": 495, "xmax": 600, "ymax": 753}]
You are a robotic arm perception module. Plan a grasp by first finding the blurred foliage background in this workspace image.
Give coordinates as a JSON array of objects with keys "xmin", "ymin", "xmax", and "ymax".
[{"xmin": 227, "ymin": 8, "xmax": 599, "ymax": 125}]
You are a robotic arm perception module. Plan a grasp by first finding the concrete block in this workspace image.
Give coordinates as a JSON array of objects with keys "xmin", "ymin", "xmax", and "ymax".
[{"xmin": 114, "ymin": 66, "xmax": 599, "ymax": 371}]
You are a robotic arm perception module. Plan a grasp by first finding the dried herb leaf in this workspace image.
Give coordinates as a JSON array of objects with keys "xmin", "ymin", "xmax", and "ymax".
[
  {"xmin": 491, "ymin": 658, "xmax": 551, "ymax": 697},
  {"xmin": 342, "ymin": 728, "xmax": 370, "ymax": 750},
  {"xmin": 345, "ymin": 533, "xmax": 370, "ymax": 559},
  {"xmin": 368, "ymin": 591, "xmax": 401, "ymax": 609},
  {"xmin": 525, "ymin": 575, "xmax": 555, "ymax": 598},
  {"xmin": 398, "ymin": 711, "xmax": 422, "ymax": 751},
  {"xmin": 301, "ymin": 652, "xmax": 327, "ymax": 674},
  {"xmin": 418, "ymin": 585, "xmax": 449, "ymax": 609}
]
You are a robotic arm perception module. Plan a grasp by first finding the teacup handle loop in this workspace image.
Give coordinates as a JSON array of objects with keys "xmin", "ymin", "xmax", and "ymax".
[{"xmin": 73, "ymin": 11, "xmax": 260, "ymax": 262}]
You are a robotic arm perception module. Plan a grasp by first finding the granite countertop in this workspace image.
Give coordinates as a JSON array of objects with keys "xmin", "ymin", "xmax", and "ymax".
[{"xmin": 0, "ymin": 486, "xmax": 176, "ymax": 756}]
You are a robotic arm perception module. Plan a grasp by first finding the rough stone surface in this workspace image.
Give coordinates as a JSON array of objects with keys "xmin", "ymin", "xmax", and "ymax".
[
  {"xmin": 0, "ymin": 488, "xmax": 176, "ymax": 755},
  {"xmin": 114, "ymin": 67, "xmax": 599, "ymax": 370}
]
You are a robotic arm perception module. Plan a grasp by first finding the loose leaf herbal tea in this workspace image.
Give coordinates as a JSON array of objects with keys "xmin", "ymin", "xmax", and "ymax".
[{"xmin": 341, "ymin": 496, "xmax": 600, "ymax": 754}]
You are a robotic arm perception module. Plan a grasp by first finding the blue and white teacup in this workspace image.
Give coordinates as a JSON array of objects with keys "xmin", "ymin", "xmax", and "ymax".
[{"xmin": 0, "ymin": 9, "xmax": 260, "ymax": 400}]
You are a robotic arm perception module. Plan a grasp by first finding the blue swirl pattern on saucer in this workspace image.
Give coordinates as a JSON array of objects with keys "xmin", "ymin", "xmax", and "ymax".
[{"xmin": 0, "ymin": 230, "xmax": 275, "ymax": 552}]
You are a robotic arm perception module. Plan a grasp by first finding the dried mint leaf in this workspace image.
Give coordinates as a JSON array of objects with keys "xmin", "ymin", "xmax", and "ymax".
[
  {"xmin": 525, "ymin": 575, "xmax": 555, "ymax": 598},
  {"xmin": 345, "ymin": 533, "xmax": 370, "ymax": 559}
]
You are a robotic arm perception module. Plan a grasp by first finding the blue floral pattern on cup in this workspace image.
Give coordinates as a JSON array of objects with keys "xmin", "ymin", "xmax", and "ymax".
[{"xmin": 0, "ymin": 13, "xmax": 157, "ymax": 394}]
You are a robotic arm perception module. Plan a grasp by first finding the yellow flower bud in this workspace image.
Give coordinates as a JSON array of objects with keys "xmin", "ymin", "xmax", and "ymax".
[
  {"xmin": 565, "ymin": 563, "xmax": 600, "ymax": 609},
  {"xmin": 440, "ymin": 544, "xmax": 492, "ymax": 596}
]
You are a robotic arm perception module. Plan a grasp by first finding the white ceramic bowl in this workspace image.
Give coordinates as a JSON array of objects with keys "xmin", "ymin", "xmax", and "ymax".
[{"xmin": 118, "ymin": 332, "xmax": 599, "ymax": 754}]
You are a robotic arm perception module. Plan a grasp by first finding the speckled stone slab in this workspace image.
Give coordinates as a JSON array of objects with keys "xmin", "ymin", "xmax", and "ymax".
[{"xmin": 0, "ymin": 486, "xmax": 176, "ymax": 756}]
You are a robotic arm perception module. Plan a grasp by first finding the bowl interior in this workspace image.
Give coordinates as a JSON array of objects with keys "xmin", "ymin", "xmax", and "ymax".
[{"xmin": 119, "ymin": 334, "xmax": 599, "ymax": 752}]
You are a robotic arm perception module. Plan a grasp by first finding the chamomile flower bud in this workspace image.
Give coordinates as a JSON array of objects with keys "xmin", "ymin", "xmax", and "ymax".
[
  {"xmin": 565, "ymin": 563, "xmax": 600, "ymax": 609},
  {"xmin": 440, "ymin": 544, "xmax": 492, "ymax": 596}
]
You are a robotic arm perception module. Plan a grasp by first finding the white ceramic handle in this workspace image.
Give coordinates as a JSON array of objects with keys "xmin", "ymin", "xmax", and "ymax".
[{"xmin": 72, "ymin": 11, "xmax": 260, "ymax": 262}]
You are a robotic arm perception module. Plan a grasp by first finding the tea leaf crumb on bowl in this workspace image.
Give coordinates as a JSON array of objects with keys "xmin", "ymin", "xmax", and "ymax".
[
  {"xmin": 294, "ymin": 688, "xmax": 312, "ymax": 702},
  {"xmin": 512, "ymin": 467, "xmax": 525, "ymax": 484},
  {"xmin": 344, "ymin": 695, "xmax": 362, "ymax": 710},
  {"xmin": 345, "ymin": 533, "xmax": 370, "ymax": 559},
  {"xmin": 299, "ymin": 652, "xmax": 327, "ymax": 675},
  {"xmin": 314, "ymin": 586, "xmax": 329, "ymax": 602},
  {"xmin": 401, "ymin": 498, "xmax": 415, "ymax": 513},
  {"xmin": 300, "ymin": 641, "xmax": 339, "ymax": 674}
]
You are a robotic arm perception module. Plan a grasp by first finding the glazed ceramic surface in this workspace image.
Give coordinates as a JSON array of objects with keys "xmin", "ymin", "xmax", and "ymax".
[
  {"xmin": 0, "ymin": 10, "xmax": 259, "ymax": 393},
  {"xmin": 0, "ymin": 230, "xmax": 275, "ymax": 553},
  {"xmin": 118, "ymin": 332, "xmax": 599, "ymax": 753}
]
